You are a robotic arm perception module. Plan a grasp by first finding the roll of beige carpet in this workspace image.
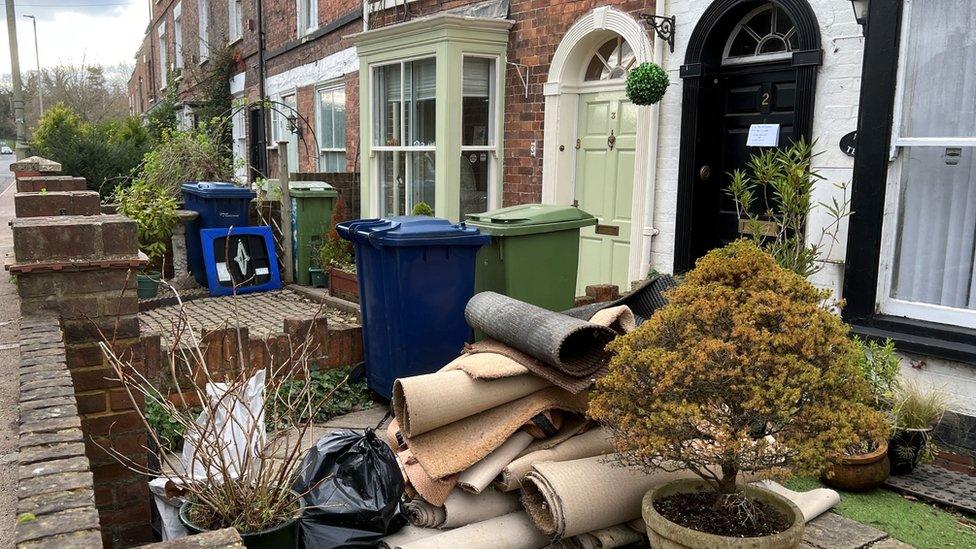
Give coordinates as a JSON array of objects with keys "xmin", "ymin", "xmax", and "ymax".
[
  {"xmin": 379, "ymin": 525, "xmax": 441, "ymax": 549},
  {"xmin": 404, "ymin": 488, "xmax": 522, "ymax": 529},
  {"xmin": 496, "ymin": 428, "xmax": 614, "ymax": 492},
  {"xmin": 521, "ymin": 454, "xmax": 693, "ymax": 539},
  {"xmin": 393, "ymin": 370, "xmax": 550, "ymax": 438},
  {"xmin": 549, "ymin": 523, "xmax": 644, "ymax": 549},
  {"xmin": 458, "ymin": 431, "xmax": 535, "ymax": 493},
  {"xmin": 404, "ymin": 499, "xmax": 447, "ymax": 528},
  {"xmin": 400, "ymin": 512, "xmax": 550, "ymax": 549}
]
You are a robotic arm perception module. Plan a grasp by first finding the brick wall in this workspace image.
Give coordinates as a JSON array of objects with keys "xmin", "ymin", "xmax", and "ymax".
[{"xmin": 10, "ymin": 161, "xmax": 152, "ymax": 548}]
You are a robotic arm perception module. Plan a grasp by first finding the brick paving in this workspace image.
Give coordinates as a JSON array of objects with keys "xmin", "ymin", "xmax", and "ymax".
[
  {"xmin": 139, "ymin": 289, "xmax": 360, "ymax": 347},
  {"xmin": 885, "ymin": 464, "xmax": 976, "ymax": 515}
]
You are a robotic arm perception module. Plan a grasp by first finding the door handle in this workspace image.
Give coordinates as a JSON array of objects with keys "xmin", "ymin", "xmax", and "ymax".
[{"xmin": 608, "ymin": 130, "xmax": 616, "ymax": 150}]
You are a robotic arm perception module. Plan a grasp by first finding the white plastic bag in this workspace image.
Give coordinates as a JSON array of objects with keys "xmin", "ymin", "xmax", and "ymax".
[
  {"xmin": 149, "ymin": 477, "xmax": 188, "ymax": 540},
  {"xmin": 181, "ymin": 369, "xmax": 267, "ymax": 481}
]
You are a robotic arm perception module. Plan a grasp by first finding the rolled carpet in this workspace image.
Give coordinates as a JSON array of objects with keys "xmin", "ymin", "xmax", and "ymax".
[
  {"xmin": 496, "ymin": 428, "xmax": 614, "ymax": 492},
  {"xmin": 379, "ymin": 525, "xmax": 441, "ymax": 549},
  {"xmin": 458, "ymin": 431, "xmax": 535, "ymax": 494},
  {"xmin": 405, "ymin": 489, "xmax": 522, "ymax": 529},
  {"xmin": 404, "ymin": 499, "xmax": 447, "ymax": 528},
  {"xmin": 521, "ymin": 455, "xmax": 693, "ymax": 539},
  {"xmin": 547, "ymin": 523, "xmax": 644, "ymax": 549},
  {"xmin": 393, "ymin": 370, "xmax": 550, "ymax": 438},
  {"xmin": 400, "ymin": 512, "xmax": 549, "ymax": 549},
  {"xmin": 464, "ymin": 292, "xmax": 616, "ymax": 391},
  {"xmin": 403, "ymin": 387, "xmax": 588, "ymax": 480}
]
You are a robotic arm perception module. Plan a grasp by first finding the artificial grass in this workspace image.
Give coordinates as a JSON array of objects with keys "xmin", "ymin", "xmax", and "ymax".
[{"xmin": 786, "ymin": 477, "xmax": 976, "ymax": 548}]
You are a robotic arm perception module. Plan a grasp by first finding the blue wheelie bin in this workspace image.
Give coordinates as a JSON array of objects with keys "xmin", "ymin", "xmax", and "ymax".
[
  {"xmin": 182, "ymin": 182, "xmax": 257, "ymax": 286},
  {"xmin": 336, "ymin": 216, "xmax": 489, "ymax": 398}
]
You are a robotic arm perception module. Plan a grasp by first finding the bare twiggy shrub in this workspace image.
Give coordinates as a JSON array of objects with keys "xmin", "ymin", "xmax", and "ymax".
[{"xmin": 98, "ymin": 281, "xmax": 347, "ymax": 534}]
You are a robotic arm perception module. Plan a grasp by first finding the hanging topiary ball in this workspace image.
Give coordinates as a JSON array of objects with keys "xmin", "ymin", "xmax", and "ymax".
[{"xmin": 626, "ymin": 62, "xmax": 670, "ymax": 106}]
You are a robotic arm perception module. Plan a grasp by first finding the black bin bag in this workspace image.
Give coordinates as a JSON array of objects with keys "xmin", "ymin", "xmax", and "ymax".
[{"xmin": 294, "ymin": 428, "xmax": 406, "ymax": 547}]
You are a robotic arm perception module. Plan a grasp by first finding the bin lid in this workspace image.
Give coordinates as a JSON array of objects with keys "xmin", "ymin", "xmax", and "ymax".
[
  {"xmin": 465, "ymin": 204, "xmax": 597, "ymax": 236},
  {"xmin": 337, "ymin": 216, "xmax": 489, "ymax": 248},
  {"xmin": 290, "ymin": 181, "xmax": 339, "ymax": 198},
  {"xmin": 181, "ymin": 181, "xmax": 257, "ymax": 199}
]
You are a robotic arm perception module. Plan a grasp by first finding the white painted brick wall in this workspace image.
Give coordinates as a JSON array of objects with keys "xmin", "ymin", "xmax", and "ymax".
[{"xmin": 651, "ymin": 0, "xmax": 974, "ymax": 414}]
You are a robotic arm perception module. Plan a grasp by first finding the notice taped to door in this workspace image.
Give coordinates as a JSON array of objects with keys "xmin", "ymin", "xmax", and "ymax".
[{"xmin": 747, "ymin": 124, "xmax": 780, "ymax": 147}]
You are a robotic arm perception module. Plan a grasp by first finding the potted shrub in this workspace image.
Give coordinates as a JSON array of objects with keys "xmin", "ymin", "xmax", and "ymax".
[
  {"xmin": 98, "ymin": 297, "xmax": 343, "ymax": 547},
  {"xmin": 589, "ymin": 241, "xmax": 888, "ymax": 548},
  {"xmin": 116, "ymin": 179, "xmax": 179, "ymax": 298},
  {"xmin": 822, "ymin": 338, "xmax": 898, "ymax": 491},
  {"xmin": 411, "ymin": 201, "xmax": 434, "ymax": 216},
  {"xmin": 888, "ymin": 381, "xmax": 950, "ymax": 475}
]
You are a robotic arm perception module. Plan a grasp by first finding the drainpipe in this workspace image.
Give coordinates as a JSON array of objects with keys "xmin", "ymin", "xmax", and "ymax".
[
  {"xmin": 640, "ymin": 0, "xmax": 667, "ymax": 277},
  {"xmin": 257, "ymin": 0, "xmax": 269, "ymax": 174}
]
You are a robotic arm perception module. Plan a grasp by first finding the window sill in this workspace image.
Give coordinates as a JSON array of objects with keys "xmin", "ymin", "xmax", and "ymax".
[
  {"xmin": 847, "ymin": 314, "xmax": 976, "ymax": 365},
  {"xmin": 228, "ymin": 37, "xmax": 243, "ymax": 47}
]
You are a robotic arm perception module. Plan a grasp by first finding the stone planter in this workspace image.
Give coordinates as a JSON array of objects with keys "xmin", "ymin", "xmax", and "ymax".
[
  {"xmin": 642, "ymin": 479, "xmax": 805, "ymax": 549},
  {"xmin": 822, "ymin": 439, "xmax": 890, "ymax": 492},
  {"xmin": 889, "ymin": 428, "xmax": 932, "ymax": 476},
  {"xmin": 329, "ymin": 267, "xmax": 359, "ymax": 303}
]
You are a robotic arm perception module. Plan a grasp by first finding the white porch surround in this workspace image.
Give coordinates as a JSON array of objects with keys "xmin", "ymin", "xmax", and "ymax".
[
  {"xmin": 541, "ymin": 6, "xmax": 660, "ymax": 287},
  {"xmin": 265, "ymin": 47, "xmax": 358, "ymax": 97}
]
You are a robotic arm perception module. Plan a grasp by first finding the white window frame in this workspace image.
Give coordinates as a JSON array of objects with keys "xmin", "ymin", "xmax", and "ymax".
[
  {"xmin": 228, "ymin": 0, "xmax": 243, "ymax": 43},
  {"xmin": 315, "ymin": 81, "xmax": 347, "ymax": 172},
  {"xmin": 296, "ymin": 0, "xmax": 318, "ymax": 37},
  {"xmin": 370, "ymin": 56, "xmax": 437, "ymax": 216},
  {"xmin": 460, "ymin": 53, "xmax": 501, "ymax": 214},
  {"xmin": 173, "ymin": 3, "xmax": 184, "ymax": 70},
  {"xmin": 877, "ymin": 0, "xmax": 976, "ymax": 329},
  {"xmin": 198, "ymin": 0, "xmax": 209, "ymax": 61},
  {"xmin": 157, "ymin": 23, "xmax": 167, "ymax": 90}
]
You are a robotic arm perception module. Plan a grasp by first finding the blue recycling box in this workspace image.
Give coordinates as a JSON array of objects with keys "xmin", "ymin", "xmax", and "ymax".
[
  {"xmin": 182, "ymin": 182, "xmax": 257, "ymax": 286},
  {"xmin": 336, "ymin": 216, "xmax": 489, "ymax": 398},
  {"xmin": 200, "ymin": 226, "xmax": 282, "ymax": 297}
]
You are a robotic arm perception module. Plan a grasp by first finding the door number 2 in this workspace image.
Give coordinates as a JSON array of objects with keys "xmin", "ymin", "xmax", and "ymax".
[{"xmin": 761, "ymin": 92, "xmax": 770, "ymax": 107}]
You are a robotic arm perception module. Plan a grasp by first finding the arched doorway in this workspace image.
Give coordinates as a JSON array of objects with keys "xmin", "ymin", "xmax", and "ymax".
[
  {"xmin": 672, "ymin": 0, "xmax": 822, "ymax": 272},
  {"xmin": 541, "ymin": 7, "xmax": 657, "ymax": 292}
]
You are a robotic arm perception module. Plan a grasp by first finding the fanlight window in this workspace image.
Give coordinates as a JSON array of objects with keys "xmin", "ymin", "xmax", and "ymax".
[
  {"xmin": 584, "ymin": 35, "xmax": 636, "ymax": 81},
  {"xmin": 723, "ymin": 4, "xmax": 798, "ymax": 64}
]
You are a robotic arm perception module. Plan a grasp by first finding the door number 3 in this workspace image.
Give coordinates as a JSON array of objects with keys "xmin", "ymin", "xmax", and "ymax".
[{"xmin": 610, "ymin": 111, "xmax": 617, "ymax": 119}]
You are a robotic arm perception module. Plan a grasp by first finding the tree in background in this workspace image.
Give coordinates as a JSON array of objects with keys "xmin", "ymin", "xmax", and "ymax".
[
  {"xmin": 0, "ymin": 88, "xmax": 16, "ymax": 143},
  {"xmin": 31, "ymin": 103, "xmax": 150, "ymax": 197},
  {"xmin": 21, "ymin": 62, "xmax": 131, "ymax": 130}
]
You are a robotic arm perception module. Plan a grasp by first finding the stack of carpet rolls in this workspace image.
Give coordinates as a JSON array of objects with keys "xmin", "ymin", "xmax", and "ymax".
[
  {"xmin": 379, "ymin": 291, "xmax": 675, "ymax": 549},
  {"xmin": 378, "ymin": 286, "xmax": 841, "ymax": 548}
]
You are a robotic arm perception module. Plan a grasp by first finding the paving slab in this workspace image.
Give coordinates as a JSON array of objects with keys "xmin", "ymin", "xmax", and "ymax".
[
  {"xmin": 800, "ymin": 512, "xmax": 888, "ymax": 548},
  {"xmin": 884, "ymin": 464, "xmax": 976, "ymax": 515}
]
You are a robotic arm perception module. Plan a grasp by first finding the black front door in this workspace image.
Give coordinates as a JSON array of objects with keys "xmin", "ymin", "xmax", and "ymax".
[
  {"xmin": 249, "ymin": 106, "xmax": 268, "ymax": 182},
  {"xmin": 688, "ymin": 66, "xmax": 798, "ymax": 264}
]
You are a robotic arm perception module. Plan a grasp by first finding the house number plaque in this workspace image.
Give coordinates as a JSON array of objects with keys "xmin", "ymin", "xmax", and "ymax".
[{"xmin": 595, "ymin": 224, "xmax": 620, "ymax": 236}]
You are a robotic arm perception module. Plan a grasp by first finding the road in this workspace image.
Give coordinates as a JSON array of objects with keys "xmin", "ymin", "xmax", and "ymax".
[{"xmin": 0, "ymin": 154, "xmax": 20, "ymax": 547}]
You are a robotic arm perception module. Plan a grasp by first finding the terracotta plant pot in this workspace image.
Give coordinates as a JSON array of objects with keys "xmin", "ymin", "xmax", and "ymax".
[
  {"xmin": 642, "ymin": 478, "xmax": 805, "ymax": 549},
  {"xmin": 329, "ymin": 266, "xmax": 359, "ymax": 303},
  {"xmin": 821, "ymin": 439, "xmax": 890, "ymax": 491},
  {"xmin": 888, "ymin": 428, "xmax": 932, "ymax": 476},
  {"xmin": 179, "ymin": 493, "xmax": 304, "ymax": 549}
]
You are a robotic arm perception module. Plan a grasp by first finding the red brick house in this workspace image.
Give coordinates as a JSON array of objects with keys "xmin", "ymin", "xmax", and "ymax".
[{"xmin": 131, "ymin": 0, "xmax": 976, "ymax": 460}]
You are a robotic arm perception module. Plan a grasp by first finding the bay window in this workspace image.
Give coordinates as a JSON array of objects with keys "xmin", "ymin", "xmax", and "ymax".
[
  {"xmin": 460, "ymin": 56, "xmax": 496, "ymax": 217},
  {"xmin": 880, "ymin": 0, "xmax": 976, "ymax": 329},
  {"xmin": 353, "ymin": 15, "xmax": 511, "ymax": 221},
  {"xmin": 373, "ymin": 58, "xmax": 437, "ymax": 215},
  {"xmin": 316, "ymin": 84, "xmax": 347, "ymax": 172}
]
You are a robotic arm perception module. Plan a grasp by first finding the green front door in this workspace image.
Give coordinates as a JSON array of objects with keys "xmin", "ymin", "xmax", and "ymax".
[{"xmin": 575, "ymin": 91, "xmax": 636, "ymax": 294}]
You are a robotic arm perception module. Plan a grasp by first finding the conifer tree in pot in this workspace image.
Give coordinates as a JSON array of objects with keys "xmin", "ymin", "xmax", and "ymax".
[{"xmin": 589, "ymin": 241, "xmax": 888, "ymax": 548}]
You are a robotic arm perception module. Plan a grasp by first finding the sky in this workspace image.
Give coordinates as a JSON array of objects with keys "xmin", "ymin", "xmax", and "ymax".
[{"xmin": 0, "ymin": 0, "xmax": 149, "ymax": 79}]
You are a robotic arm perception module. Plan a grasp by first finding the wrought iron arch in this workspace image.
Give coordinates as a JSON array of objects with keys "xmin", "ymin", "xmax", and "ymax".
[{"xmin": 672, "ymin": 0, "xmax": 823, "ymax": 273}]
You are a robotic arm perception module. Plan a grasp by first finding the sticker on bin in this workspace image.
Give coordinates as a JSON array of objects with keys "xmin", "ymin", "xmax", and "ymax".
[{"xmin": 216, "ymin": 262, "xmax": 232, "ymax": 282}]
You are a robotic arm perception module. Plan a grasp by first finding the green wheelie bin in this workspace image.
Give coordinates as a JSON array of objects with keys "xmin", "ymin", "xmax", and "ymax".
[
  {"xmin": 290, "ymin": 181, "xmax": 339, "ymax": 286},
  {"xmin": 466, "ymin": 204, "xmax": 597, "ymax": 311}
]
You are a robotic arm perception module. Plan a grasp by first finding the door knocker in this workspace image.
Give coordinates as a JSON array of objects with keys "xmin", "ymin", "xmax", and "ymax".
[{"xmin": 608, "ymin": 130, "xmax": 616, "ymax": 150}]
